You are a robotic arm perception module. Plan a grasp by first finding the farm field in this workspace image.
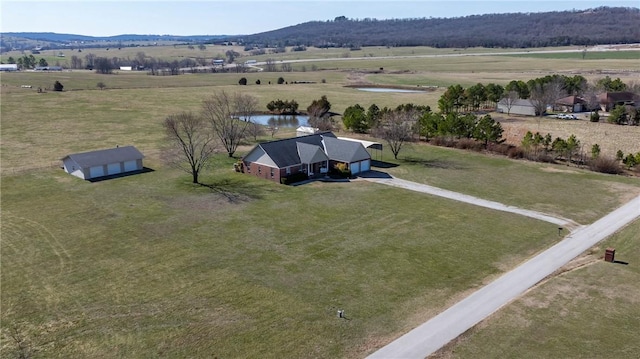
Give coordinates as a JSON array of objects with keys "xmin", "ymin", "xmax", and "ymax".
[
  {"xmin": 1, "ymin": 45, "xmax": 640, "ymax": 358},
  {"xmin": 431, "ymin": 219, "xmax": 640, "ymax": 359}
]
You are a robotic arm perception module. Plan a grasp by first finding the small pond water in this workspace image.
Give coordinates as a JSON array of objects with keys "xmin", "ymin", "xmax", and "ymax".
[
  {"xmin": 356, "ymin": 87, "xmax": 426, "ymax": 93},
  {"xmin": 244, "ymin": 114, "xmax": 309, "ymax": 128}
]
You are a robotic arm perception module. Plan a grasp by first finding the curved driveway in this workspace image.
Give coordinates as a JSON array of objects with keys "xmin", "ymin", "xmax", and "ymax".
[{"xmin": 364, "ymin": 175, "xmax": 640, "ymax": 359}]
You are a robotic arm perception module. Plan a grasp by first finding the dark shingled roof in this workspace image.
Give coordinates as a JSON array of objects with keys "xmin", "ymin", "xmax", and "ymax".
[
  {"xmin": 64, "ymin": 146, "xmax": 144, "ymax": 168},
  {"xmin": 297, "ymin": 142, "xmax": 329, "ymax": 164},
  {"xmin": 322, "ymin": 136, "xmax": 371, "ymax": 163},
  {"xmin": 258, "ymin": 132, "xmax": 336, "ymax": 168}
]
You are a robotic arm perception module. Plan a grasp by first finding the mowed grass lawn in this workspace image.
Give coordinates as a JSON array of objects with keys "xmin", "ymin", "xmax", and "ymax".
[
  {"xmin": 2, "ymin": 50, "xmax": 640, "ymax": 358},
  {"xmin": 433, "ymin": 219, "xmax": 640, "ymax": 359},
  {"xmin": 3, "ymin": 162, "xmax": 561, "ymax": 358}
]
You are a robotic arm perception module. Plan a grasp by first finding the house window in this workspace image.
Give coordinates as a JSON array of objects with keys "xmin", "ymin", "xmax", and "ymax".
[
  {"xmin": 258, "ymin": 166, "xmax": 261, "ymax": 174},
  {"xmin": 270, "ymin": 168, "xmax": 275, "ymax": 178},
  {"xmin": 286, "ymin": 167, "xmax": 291, "ymax": 175}
]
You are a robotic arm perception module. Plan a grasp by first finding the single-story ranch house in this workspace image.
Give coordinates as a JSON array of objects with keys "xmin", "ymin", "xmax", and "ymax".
[
  {"xmin": 598, "ymin": 91, "xmax": 640, "ymax": 112},
  {"xmin": 241, "ymin": 132, "xmax": 371, "ymax": 183},
  {"xmin": 62, "ymin": 146, "xmax": 144, "ymax": 180}
]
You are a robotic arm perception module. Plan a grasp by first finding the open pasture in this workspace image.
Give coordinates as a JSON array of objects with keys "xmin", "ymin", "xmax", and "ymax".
[
  {"xmin": 2, "ymin": 160, "xmax": 564, "ymax": 358},
  {"xmin": 2, "ymin": 45, "xmax": 640, "ymax": 358},
  {"xmin": 432, "ymin": 219, "xmax": 640, "ymax": 359}
]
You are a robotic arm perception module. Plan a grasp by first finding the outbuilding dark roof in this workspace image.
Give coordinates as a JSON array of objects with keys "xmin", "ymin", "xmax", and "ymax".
[{"xmin": 63, "ymin": 146, "xmax": 144, "ymax": 168}]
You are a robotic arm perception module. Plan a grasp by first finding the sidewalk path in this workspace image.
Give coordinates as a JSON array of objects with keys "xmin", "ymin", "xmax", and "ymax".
[{"xmin": 364, "ymin": 176, "xmax": 640, "ymax": 359}]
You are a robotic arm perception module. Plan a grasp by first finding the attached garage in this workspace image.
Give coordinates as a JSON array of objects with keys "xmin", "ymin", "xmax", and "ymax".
[
  {"xmin": 350, "ymin": 161, "xmax": 360, "ymax": 174},
  {"xmin": 360, "ymin": 159, "xmax": 371, "ymax": 172},
  {"xmin": 62, "ymin": 146, "xmax": 144, "ymax": 181}
]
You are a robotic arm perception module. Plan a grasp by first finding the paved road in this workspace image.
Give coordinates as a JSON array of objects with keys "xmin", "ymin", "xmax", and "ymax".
[
  {"xmin": 363, "ymin": 176, "xmax": 579, "ymax": 229},
  {"xmin": 364, "ymin": 176, "xmax": 640, "ymax": 359}
]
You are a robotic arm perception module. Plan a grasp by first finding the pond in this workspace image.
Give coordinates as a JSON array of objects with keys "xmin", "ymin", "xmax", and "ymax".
[
  {"xmin": 355, "ymin": 87, "xmax": 427, "ymax": 93},
  {"xmin": 243, "ymin": 114, "xmax": 309, "ymax": 128}
]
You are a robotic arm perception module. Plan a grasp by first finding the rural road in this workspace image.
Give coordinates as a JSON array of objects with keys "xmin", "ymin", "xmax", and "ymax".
[{"xmin": 364, "ymin": 176, "xmax": 640, "ymax": 359}]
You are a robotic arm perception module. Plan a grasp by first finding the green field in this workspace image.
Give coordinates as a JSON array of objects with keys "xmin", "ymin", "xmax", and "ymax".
[
  {"xmin": 505, "ymin": 50, "xmax": 640, "ymax": 60},
  {"xmin": 2, "ymin": 45, "xmax": 640, "ymax": 358}
]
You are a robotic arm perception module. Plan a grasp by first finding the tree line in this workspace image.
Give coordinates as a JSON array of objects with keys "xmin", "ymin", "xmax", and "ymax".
[{"xmin": 235, "ymin": 7, "xmax": 640, "ymax": 49}]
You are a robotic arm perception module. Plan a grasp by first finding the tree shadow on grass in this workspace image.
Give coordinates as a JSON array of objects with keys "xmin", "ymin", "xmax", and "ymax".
[
  {"xmin": 199, "ymin": 177, "xmax": 270, "ymax": 203},
  {"xmin": 371, "ymin": 160, "xmax": 399, "ymax": 169},
  {"xmin": 402, "ymin": 156, "xmax": 467, "ymax": 170}
]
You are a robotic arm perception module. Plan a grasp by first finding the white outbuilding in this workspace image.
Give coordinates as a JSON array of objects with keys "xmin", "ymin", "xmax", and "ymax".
[{"xmin": 62, "ymin": 146, "xmax": 144, "ymax": 180}]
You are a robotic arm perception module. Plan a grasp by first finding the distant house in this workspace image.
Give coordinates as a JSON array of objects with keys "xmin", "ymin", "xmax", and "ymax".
[
  {"xmin": 34, "ymin": 66, "xmax": 63, "ymax": 71},
  {"xmin": 62, "ymin": 146, "xmax": 144, "ymax": 180},
  {"xmin": 555, "ymin": 95, "xmax": 587, "ymax": 113},
  {"xmin": 241, "ymin": 132, "xmax": 371, "ymax": 183},
  {"xmin": 597, "ymin": 92, "xmax": 639, "ymax": 112},
  {"xmin": 497, "ymin": 98, "xmax": 538, "ymax": 116},
  {"xmin": 0, "ymin": 64, "xmax": 18, "ymax": 71}
]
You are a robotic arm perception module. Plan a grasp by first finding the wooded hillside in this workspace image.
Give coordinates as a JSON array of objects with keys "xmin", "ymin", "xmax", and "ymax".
[{"xmin": 236, "ymin": 7, "xmax": 640, "ymax": 48}]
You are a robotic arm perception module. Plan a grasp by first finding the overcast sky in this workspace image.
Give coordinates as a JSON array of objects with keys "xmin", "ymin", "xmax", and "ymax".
[{"xmin": 1, "ymin": 0, "xmax": 638, "ymax": 36}]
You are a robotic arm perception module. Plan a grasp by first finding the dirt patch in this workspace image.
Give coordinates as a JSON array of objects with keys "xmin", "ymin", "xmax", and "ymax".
[{"xmin": 539, "ymin": 166, "xmax": 581, "ymax": 174}]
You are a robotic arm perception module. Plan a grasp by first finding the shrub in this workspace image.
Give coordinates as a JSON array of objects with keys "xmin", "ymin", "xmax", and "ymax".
[
  {"xmin": 589, "ymin": 156, "xmax": 623, "ymax": 174},
  {"xmin": 455, "ymin": 138, "xmax": 483, "ymax": 151},
  {"xmin": 280, "ymin": 172, "xmax": 308, "ymax": 185},
  {"xmin": 53, "ymin": 81, "xmax": 63, "ymax": 91},
  {"xmin": 590, "ymin": 111, "xmax": 600, "ymax": 122},
  {"xmin": 238, "ymin": 77, "xmax": 247, "ymax": 85},
  {"xmin": 255, "ymin": 79, "xmax": 261, "ymax": 85},
  {"xmin": 507, "ymin": 147, "xmax": 525, "ymax": 159},
  {"xmin": 430, "ymin": 136, "xmax": 455, "ymax": 147},
  {"xmin": 277, "ymin": 77, "xmax": 285, "ymax": 84},
  {"xmin": 330, "ymin": 162, "xmax": 351, "ymax": 178},
  {"xmin": 487, "ymin": 142, "xmax": 513, "ymax": 156}
]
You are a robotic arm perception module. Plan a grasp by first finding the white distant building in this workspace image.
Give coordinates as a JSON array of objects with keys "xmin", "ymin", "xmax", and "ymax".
[
  {"xmin": 0, "ymin": 64, "xmax": 18, "ymax": 71},
  {"xmin": 119, "ymin": 66, "xmax": 133, "ymax": 71},
  {"xmin": 296, "ymin": 126, "xmax": 320, "ymax": 137}
]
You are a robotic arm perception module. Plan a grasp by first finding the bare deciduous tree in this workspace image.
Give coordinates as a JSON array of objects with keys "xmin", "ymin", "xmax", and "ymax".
[
  {"xmin": 502, "ymin": 90, "xmax": 519, "ymax": 115},
  {"xmin": 163, "ymin": 112, "xmax": 217, "ymax": 183},
  {"xmin": 247, "ymin": 121, "xmax": 266, "ymax": 141},
  {"xmin": 529, "ymin": 80, "xmax": 566, "ymax": 117},
  {"xmin": 375, "ymin": 110, "xmax": 415, "ymax": 159},
  {"xmin": 265, "ymin": 58, "xmax": 277, "ymax": 72},
  {"xmin": 202, "ymin": 91, "xmax": 258, "ymax": 157}
]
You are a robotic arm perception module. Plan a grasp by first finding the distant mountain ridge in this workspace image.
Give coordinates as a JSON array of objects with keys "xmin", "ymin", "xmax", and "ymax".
[
  {"xmin": 235, "ymin": 6, "xmax": 640, "ymax": 48},
  {"xmin": 2, "ymin": 32, "xmax": 225, "ymax": 43}
]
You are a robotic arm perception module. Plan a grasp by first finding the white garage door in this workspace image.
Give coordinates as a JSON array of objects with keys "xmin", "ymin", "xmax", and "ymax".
[
  {"xmin": 124, "ymin": 160, "xmax": 138, "ymax": 172},
  {"xmin": 361, "ymin": 159, "xmax": 371, "ymax": 172},
  {"xmin": 107, "ymin": 163, "xmax": 122, "ymax": 175},
  {"xmin": 350, "ymin": 162, "xmax": 360, "ymax": 174},
  {"xmin": 89, "ymin": 166, "xmax": 105, "ymax": 178}
]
